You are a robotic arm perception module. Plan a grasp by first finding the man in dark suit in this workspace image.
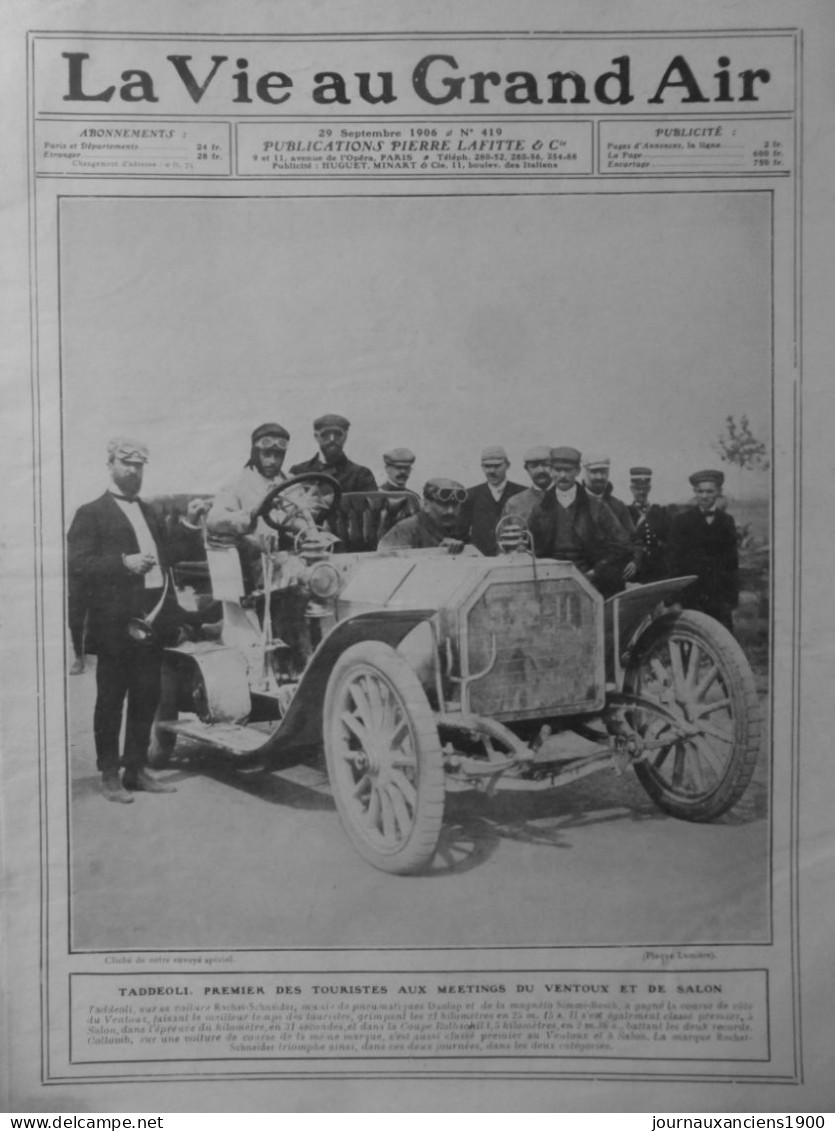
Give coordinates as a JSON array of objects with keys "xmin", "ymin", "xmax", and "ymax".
[
  {"xmin": 582, "ymin": 454, "xmax": 636, "ymax": 537},
  {"xmin": 67, "ymin": 565, "xmax": 89, "ymax": 675},
  {"xmin": 667, "ymin": 468, "xmax": 739, "ymax": 633},
  {"xmin": 528, "ymin": 447, "xmax": 633, "ymax": 598},
  {"xmin": 379, "ymin": 447, "xmax": 419, "ymax": 496},
  {"xmin": 460, "ymin": 446, "xmax": 525, "ymax": 556},
  {"xmin": 68, "ymin": 438, "xmax": 183, "ymax": 803},
  {"xmin": 627, "ymin": 466, "xmax": 672, "ymax": 583},
  {"xmin": 290, "ymin": 414, "xmax": 377, "ymax": 492}
]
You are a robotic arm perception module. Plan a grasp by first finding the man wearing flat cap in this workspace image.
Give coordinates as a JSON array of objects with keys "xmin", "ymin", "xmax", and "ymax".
[
  {"xmin": 380, "ymin": 447, "xmax": 419, "ymax": 496},
  {"xmin": 627, "ymin": 466, "xmax": 671, "ymax": 583},
  {"xmin": 68, "ymin": 438, "xmax": 186, "ymax": 803},
  {"xmin": 378, "ymin": 479, "xmax": 470, "ymax": 553},
  {"xmin": 503, "ymin": 445, "xmax": 555, "ymax": 527},
  {"xmin": 289, "ymin": 414, "xmax": 377, "ymax": 493},
  {"xmin": 459, "ymin": 446, "xmax": 525, "ymax": 556},
  {"xmin": 667, "ymin": 469, "xmax": 739, "ymax": 633},
  {"xmin": 528, "ymin": 447, "xmax": 633, "ymax": 598},
  {"xmin": 207, "ymin": 422, "xmax": 292, "ymax": 540}
]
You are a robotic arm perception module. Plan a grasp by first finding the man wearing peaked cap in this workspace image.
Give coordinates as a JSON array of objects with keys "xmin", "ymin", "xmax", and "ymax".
[
  {"xmin": 67, "ymin": 437, "xmax": 186, "ymax": 803},
  {"xmin": 379, "ymin": 478, "xmax": 470, "ymax": 553},
  {"xmin": 689, "ymin": 468, "xmax": 725, "ymax": 489},
  {"xmin": 380, "ymin": 447, "xmax": 418, "ymax": 495},
  {"xmin": 667, "ymin": 468, "xmax": 739, "ymax": 633},
  {"xmin": 503, "ymin": 445, "xmax": 555, "ymax": 527},
  {"xmin": 627, "ymin": 466, "xmax": 672, "ymax": 583},
  {"xmin": 207, "ymin": 422, "xmax": 292, "ymax": 540},
  {"xmin": 459, "ymin": 445, "xmax": 525, "ymax": 556},
  {"xmin": 290, "ymin": 414, "xmax": 377, "ymax": 493}
]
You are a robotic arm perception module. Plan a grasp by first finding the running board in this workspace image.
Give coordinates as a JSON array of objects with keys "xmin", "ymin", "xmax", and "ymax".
[{"xmin": 157, "ymin": 717, "xmax": 275, "ymax": 756}]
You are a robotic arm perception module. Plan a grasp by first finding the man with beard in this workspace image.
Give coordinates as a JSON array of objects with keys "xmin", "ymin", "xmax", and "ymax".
[
  {"xmin": 459, "ymin": 445, "xmax": 525, "ymax": 556},
  {"xmin": 627, "ymin": 466, "xmax": 671, "ymax": 583},
  {"xmin": 667, "ymin": 469, "xmax": 739, "ymax": 633},
  {"xmin": 289, "ymin": 414, "xmax": 377, "ymax": 493},
  {"xmin": 582, "ymin": 454, "xmax": 636, "ymax": 534},
  {"xmin": 207, "ymin": 422, "xmax": 292, "ymax": 543},
  {"xmin": 528, "ymin": 447, "xmax": 633, "ymax": 598},
  {"xmin": 379, "ymin": 447, "xmax": 418, "ymax": 495},
  {"xmin": 502, "ymin": 445, "xmax": 555, "ymax": 527},
  {"xmin": 378, "ymin": 478, "xmax": 469, "ymax": 553},
  {"xmin": 582, "ymin": 453, "xmax": 640, "ymax": 582},
  {"xmin": 68, "ymin": 438, "xmax": 183, "ymax": 803}
]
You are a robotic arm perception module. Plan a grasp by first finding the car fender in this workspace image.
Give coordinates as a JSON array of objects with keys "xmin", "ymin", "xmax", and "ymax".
[
  {"xmin": 259, "ymin": 608, "xmax": 437, "ymax": 764},
  {"xmin": 604, "ymin": 575, "xmax": 697, "ymax": 684}
]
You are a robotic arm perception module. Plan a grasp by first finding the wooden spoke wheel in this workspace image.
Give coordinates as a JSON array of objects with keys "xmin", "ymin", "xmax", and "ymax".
[
  {"xmin": 624, "ymin": 611, "xmax": 761, "ymax": 821},
  {"xmin": 323, "ymin": 642, "xmax": 445, "ymax": 874}
]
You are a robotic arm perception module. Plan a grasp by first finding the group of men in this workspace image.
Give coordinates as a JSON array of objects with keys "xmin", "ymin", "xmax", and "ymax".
[
  {"xmin": 377, "ymin": 442, "xmax": 739, "ymax": 635},
  {"xmin": 67, "ymin": 414, "xmax": 740, "ymax": 804}
]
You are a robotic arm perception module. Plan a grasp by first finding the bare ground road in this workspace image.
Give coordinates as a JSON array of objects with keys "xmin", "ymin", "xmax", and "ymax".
[{"xmin": 65, "ymin": 667, "xmax": 771, "ymax": 955}]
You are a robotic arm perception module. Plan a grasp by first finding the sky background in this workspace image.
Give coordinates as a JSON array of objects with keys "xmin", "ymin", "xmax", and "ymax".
[{"xmin": 60, "ymin": 190, "xmax": 771, "ymax": 512}]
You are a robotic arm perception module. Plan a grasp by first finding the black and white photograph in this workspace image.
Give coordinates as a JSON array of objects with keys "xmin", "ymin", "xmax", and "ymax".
[
  {"xmin": 4, "ymin": 2, "xmax": 834, "ymax": 1115},
  {"xmin": 62, "ymin": 190, "xmax": 772, "ymax": 951}
]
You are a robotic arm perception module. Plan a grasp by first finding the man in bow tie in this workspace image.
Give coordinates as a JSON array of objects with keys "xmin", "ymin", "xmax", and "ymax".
[
  {"xmin": 68, "ymin": 437, "xmax": 185, "ymax": 803},
  {"xmin": 667, "ymin": 468, "xmax": 739, "ymax": 633}
]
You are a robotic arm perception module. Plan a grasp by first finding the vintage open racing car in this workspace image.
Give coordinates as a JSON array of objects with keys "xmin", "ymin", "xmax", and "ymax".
[{"xmin": 150, "ymin": 473, "xmax": 762, "ymax": 874}]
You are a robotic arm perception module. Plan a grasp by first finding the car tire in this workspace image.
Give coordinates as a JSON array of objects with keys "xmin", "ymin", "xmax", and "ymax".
[
  {"xmin": 323, "ymin": 640, "xmax": 445, "ymax": 874},
  {"xmin": 624, "ymin": 610, "xmax": 761, "ymax": 821}
]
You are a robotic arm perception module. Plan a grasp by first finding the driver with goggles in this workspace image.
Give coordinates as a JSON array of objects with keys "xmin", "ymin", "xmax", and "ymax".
[
  {"xmin": 378, "ymin": 477, "xmax": 471, "ymax": 553},
  {"xmin": 206, "ymin": 422, "xmax": 292, "ymax": 543}
]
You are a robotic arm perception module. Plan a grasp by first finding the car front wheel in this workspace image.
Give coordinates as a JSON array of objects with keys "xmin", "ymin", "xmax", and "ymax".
[
  {"xmin": 323, "ymin": 641, "xmax": 445, "ymax": 874},
  {"xmin": 624, "ymin": 610, "xmax": 761, "ymax": 821}
]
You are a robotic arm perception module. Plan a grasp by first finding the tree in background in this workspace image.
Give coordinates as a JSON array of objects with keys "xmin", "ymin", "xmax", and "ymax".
[
  {"xmin": 713, "ymin": 415, "xmax": 769, "ymax": 624},
  {"xmin": 714, "ymin": 414, "xmax": 770, "ymax": 474}
]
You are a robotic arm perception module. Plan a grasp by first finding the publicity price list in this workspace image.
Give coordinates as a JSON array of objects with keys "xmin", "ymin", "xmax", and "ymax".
[{"xmin": 599, "ymin": 117, "xmax": 792, "ymax": 175}]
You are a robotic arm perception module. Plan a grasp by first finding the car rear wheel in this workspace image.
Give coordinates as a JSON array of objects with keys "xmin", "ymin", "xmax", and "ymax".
[
  {"xmin": 323, "ymin": 641, "xmax": 445, "ymax": 874},
  {"xmin": 624, "ymin": 610, "xmax": 761, "ymax": 821}
]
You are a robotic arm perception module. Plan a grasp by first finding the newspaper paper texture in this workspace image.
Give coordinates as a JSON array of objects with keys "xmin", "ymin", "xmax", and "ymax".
[{"xmin": 2, "ymin": 0, "xmax": 834, "ymax": 1113}]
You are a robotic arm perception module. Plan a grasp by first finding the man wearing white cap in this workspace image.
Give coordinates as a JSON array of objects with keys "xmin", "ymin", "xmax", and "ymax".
[
  {"xmin": 68, "ymin": 438, "xmax": 183, "ymax": 803},
  {"xmin": 460, "ymin": 445, "xmax": 525, "ymax": 556},
  {"xmin": 503, "ymin": 445, "xmax": 555, "ymax": 527},
  {"xmin": 582, "ymin": 453, "xmax": 641, "ymax": 581},
  {"xmin": 582, "ymin": 454, "xmax": 636, "ymax": 536}
]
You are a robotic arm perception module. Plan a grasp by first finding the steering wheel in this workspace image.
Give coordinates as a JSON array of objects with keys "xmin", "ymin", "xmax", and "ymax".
[
  {"xmin": 256, "ymin": 473, "xmax": 342, "ymax": 532},
  {"xmin": 495, "ymin": 513, "xmax": 533, "ymax": 554}
]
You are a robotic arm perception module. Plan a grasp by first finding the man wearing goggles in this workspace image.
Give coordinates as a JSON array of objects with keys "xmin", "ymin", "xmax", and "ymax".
[
  {"xmin": 207, "ymin": 422, "xmax": 291, "ymax": 539},
  {"xmin": 378, "ymin": 478, "xmax": 470, "ymax": 553},
  {"xmin": 289, "ymin": 414, "xmax": 377, "ymax": 493}
]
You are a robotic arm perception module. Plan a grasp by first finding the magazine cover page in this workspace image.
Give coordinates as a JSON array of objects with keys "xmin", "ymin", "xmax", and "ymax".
[{"xmin": 1, "ymin": 0, "xmax": 833, "ymax": 1114}]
